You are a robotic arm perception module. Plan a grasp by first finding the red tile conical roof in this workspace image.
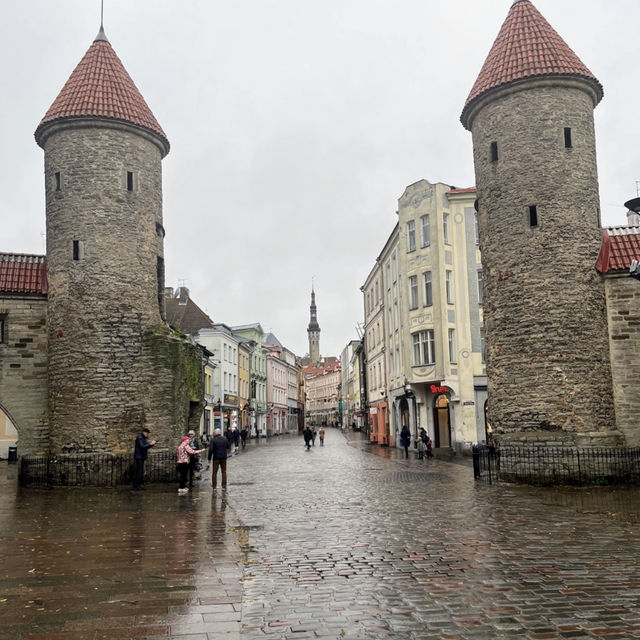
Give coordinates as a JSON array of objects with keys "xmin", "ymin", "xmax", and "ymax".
[
  {"xmin": 35, "ymin": 28, "xmax": 169, "ymax": 154},
  {"xmin": 461, "ymin": 0, "xmax": 602, "ymax": 129}
]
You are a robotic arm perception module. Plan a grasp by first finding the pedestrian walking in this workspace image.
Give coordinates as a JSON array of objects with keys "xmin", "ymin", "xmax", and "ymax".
[
  {"xmin": 187, "ymin": 429, "xmax": 201, "ymax": 488},
  {"xmin": 303, "ymin": 426, "xmax": 313, "ymax": 450},
  {"xmin": 231, "ymin": 426, "xmax": 240, "ymax": 454},
  {"xmin": 132, "ymin": 427, "xmax": 156, "ymax": 490},
  {"xmin": 240, "ymin": 427, "xmax": 248, "ymax": 449},
  {"xmin": 177, "ymin": 436, "xmax": 205, "ymax": 494},
  {"xmin": 312, "ymin": 428, "xmax": 317, "ymax": 446},
  {"xmin": 419, "ymin": 427, "xmax": 428, "ymax": 444},
  {"xmin": 400, "ymin": 424, "xmax": 411, "ymax": 459},
  {"xmin": 417, "ymin": 438, "xmax": 426, "ymax": 460},
  {"xmin": 318, "ymin": 426, "xmax": 325, "ymax": 446},
  {"xmin": 208, "ymin": 428, "xmax": 230, "ymax": 490}
]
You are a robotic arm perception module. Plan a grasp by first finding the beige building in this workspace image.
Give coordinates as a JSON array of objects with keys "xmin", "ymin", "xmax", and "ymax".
[{"xmin": 369, "ymin": 180, "xmax": 486, "ymax": 454}]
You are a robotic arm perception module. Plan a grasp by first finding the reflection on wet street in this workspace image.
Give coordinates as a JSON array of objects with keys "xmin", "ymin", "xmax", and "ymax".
[{"xmin": 2, "ymin": 429, "xmax": 640, "ymax": 639}]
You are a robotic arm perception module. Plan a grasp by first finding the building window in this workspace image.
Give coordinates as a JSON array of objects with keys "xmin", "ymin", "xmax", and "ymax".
[
  {"xmin": 474, "ymin": 214, "xmax": 480, "ymax": 246},
  {"xmin": 407, "ymin": 220, "xmax": 416, "ymax": 252},
  {"xmin": 224, "ymin": 344, "xmax": 228, "ymax": 361},
  {"xmin": 423, "ymin": 271, "xmax": 432, "ymax": 307},
  {"xmin": 477, "ymin": 270, "xmax": 483, "ymax": 305},
  {"xmin": 156, "ymin": 256, "xmax": 165, "ymax": 319},
  {"xmin": 55, "ymin": 172, "xmax": 61, "ymax": 191},
  {"xmin": 72, "ymin": 240, "xmax": 80, "ymax": 261},
  {"xmin": 127, "ymin": 171, "xmax": 134, "ymax": 191},
  {"xmin": 0, "ymin": 315, "xmax": 5, "ymax": 344},
  {"xmin": 490, "ymin": 141, "xmax": 498, "ymax": 162},
  {"xmin": 529, "ymin": 205, "xmax": 538, "ymax": 228},
  {"xmin": 413, "ymin": 330, "xmax": 435, "ymax": 366},
  {"xmin": 564, "ymin": 127, "xmax": 572, "ymax": 148},
  {"xmin": 443, "ymin": 213, "xmax": 450, "ymax": 245},
  {"xmin": 480, "ymin": 328, "xmax": 486, "ymax": 363},
  {"xmin": 445, "ymin": 270, "xmax": 454, "ymax": 304},
  {"xmin": 409, "ymin": 275, "xmax": 418, "ymax": 310},
  {"xmin": 448, "ymin": 328, "xmax": 457, "ymax": 363},
  {"xmin": 421, "ymin": 214, "xmax": 430, "ymax": 247}
]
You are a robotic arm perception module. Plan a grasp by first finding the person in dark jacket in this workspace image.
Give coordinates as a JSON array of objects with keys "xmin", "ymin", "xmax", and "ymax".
[
  {"xmin": 400, "ymin": 424, "xmax": 411, "ymax": 459},
  {"xmin": 240, "ymin": 427, "xmax": 248, "ymax": 449},
  {"xmin": 187, "ymin": 429, "xmax": 201, "ymax": 488},
  {"xmin": 133, "ymin": 428, "xmax": 157, "ymax": 490},
  {"xmin": 303, "ymin": 426, "xmax": 313, "ymax": 450},
  {"xmin": 208, "ymin": 428, "xmax": 229, "ymax": 489}
]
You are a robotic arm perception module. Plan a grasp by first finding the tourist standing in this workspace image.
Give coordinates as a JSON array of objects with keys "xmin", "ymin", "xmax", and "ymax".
[
  {"xmin": 400, "ymin": 424, "xmax": 411, "ymax": 459},
  {"xmin": 177, "ymin": 436, "xmax": 204, "ymax": 494},
  {"xmin": 187, "ymin": 429, "xmax": 201, "ymax": 489},
  {"xmin": 133, "ymin": 428, "xmax": 156, "ymax": 490},
  {"xmin": 208, "ymin": 428, "xmax": 230, "ymax": 490},
  {"xmin": 318, "ymin": 426, "xmax": 325, "ymax": 446}
]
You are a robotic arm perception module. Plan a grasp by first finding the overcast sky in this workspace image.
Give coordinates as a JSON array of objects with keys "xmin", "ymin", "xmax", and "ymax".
[{"xmin": 1, "ymin": 1, "xmax": 638, "ymax": 358}]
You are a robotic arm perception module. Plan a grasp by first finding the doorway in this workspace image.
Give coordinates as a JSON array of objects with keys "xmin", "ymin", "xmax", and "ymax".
[{"xmin": 433, "ymin": 394, "xmax": 451, "ymax": 448}]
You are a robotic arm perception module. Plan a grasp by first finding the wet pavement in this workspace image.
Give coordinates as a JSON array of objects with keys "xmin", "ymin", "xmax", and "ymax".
[{"xmin": 2, "ymin": 430, "xmax": 640, "ymax": 639}]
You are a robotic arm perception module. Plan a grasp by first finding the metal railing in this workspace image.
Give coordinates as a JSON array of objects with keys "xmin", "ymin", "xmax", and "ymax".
[
  {"xmin": 18, "ymin": 451, "xmax": 178, "ymax": 488},
  {"xmin": 473, "ymin": 445, "xmax": 640, "ymax": 486}
]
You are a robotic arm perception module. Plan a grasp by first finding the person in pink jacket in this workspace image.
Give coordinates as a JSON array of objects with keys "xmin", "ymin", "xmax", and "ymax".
[{"xmin": 176, "ymin": 436, "xmax": 204, "ymax": 494}]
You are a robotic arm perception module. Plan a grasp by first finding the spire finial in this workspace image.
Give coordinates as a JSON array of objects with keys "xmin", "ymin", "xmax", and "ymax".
[{"xmin": 94, "ymin": 0, "xmax": 109, "ymax": 42}]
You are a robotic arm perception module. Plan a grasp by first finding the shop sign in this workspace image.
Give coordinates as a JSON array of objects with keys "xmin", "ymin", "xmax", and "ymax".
[
  {"xmin": 430, "ymin": 384, "xmax": 450, "ymax": 394},
  {"xmin": 369, "ymin": 407, "xmax": 378, "ymax": 414},
  {"xmin": 224, "ymin": 393, "xmax": 238, "ymax": 404}
]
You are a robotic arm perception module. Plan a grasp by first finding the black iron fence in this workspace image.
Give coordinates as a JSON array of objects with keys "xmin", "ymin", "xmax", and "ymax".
[
  {"xmin": 19, "ymin": 451, "xmax": 178, "ymax": 488},
  {"xmin": 473, "ymin": 445, "xmax": 640, "ymax": 486}
]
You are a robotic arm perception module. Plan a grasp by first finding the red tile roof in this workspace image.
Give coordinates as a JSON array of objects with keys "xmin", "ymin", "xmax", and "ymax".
[
  {"xmin": 596, "ymin": 227, "xmax": 640, "ymax": 274},
  {"xmin": 461, "ymin": 0, "xmax": 602, "ymax": 129},
  {"xmin": 447, "ymin": 187, "xmax": 476, "ymax": 194},
  {"xmin": 35, "ymin": 30, "xmax": 169, "ymax": 153},
  {"xmin": 0, "ymin": 254, "xmax": 48, "ymax": 295}
]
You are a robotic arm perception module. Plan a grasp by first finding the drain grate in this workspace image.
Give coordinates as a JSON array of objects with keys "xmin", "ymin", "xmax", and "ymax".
[{"xmin": 391, "ymin": 471, "xmax": 444, "ymax": 483}]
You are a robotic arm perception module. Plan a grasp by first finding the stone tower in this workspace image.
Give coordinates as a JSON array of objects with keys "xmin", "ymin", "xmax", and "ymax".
[
  {"xmin": 35, "ymin": 27, "xmax": 202, "ymax": 455},
  {"xmin": 307, "ymin": 288, "xmax": 321, "ymax": 363},
  {"xmin": 461, "ymin": 0, "xmax": 619, "ymax": 446}
]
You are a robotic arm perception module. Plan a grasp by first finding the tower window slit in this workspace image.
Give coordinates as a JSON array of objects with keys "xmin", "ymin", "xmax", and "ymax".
[
  {"xmin": 529, "ymin": 205, "xmax": 538, "ymax": 228},
  {"xmin": 72, "ymin": 240, "xmax": 80, "ymax": 261},
  {"xmin": 490, "ymin": 141, "xmax": 498, "ymax": 162},
  {"xmin": 127, "ymin": 171, "xmax": 134, "ymax": 191},
  {"xmin": 564, "ymin": 127, "xmax": 572, "ymax": 148},
  {"xmin": 55, "ymin": 172, "xmax": 61, "ymax": 191}
]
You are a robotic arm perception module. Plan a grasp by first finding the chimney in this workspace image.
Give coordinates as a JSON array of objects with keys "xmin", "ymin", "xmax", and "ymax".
[
  {"xmin": 624, "ymin": 197, "xmax": 640, "ymax": 227},
  {"xmin": 176, "ymin": 286, "xmax": 190, "ymax": 306}
]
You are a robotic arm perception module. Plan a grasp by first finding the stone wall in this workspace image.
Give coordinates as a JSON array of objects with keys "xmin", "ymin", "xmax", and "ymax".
[
  {"xmin": 469, "ymin": 80, "xmax": 619, "ymax": 445},
  {"xmin": 0, "ymin": 295, "xmax": 48, "ymax": 455},
  {"xmin": 39, "ymin": 119, "xmax": 200, "ymax": 454},
  {"xmin": 605, "ymin": 275, "xmax": 640, "ymax": 446}
]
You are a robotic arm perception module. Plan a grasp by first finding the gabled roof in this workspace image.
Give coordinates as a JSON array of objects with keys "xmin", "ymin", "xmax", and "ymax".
[
  {"xmin": 165, "ymin": 295, "xmax": 214, "ymax": 336},
  {"xmin": 35, "ymin": 28, "xmax": 169, "ymax": 155},
  {"xmin": 263, "ymin": 332, "xmax": 283, "ymax": 348},
  {"xmin": 0, "ymin": 254, "xmax": 48, "ymax": 295},
  {"xmin": 461, "ymin": 0, "xmax": 602, "ymax": 129},
  {"xmin": 596, "ymin": 227, "xmax": 640, "ymax": 274}
]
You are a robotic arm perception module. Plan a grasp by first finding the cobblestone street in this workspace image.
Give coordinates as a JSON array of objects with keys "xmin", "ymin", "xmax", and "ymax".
[{"xmin": 2, "ymin": 429, "xmax": 640, "ymax": 639}]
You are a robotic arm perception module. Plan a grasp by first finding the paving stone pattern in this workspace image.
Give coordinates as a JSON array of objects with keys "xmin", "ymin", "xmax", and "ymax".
[{"xmin": 2, "ymin": 430, "xmax": 640, "ymax": 639}]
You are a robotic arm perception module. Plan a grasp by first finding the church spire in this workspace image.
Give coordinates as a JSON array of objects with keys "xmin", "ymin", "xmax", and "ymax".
[{"xmin": 307, "ymin": 286, "xmax": 321, "ymax": 363}]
